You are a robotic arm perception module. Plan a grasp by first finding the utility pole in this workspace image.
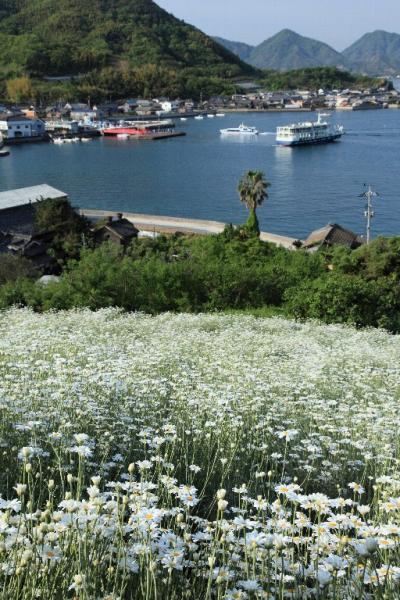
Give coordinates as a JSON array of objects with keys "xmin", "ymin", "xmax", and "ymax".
[{"xmin": 360, "ymin": 185, "xmax": 379, "ymax": 244}]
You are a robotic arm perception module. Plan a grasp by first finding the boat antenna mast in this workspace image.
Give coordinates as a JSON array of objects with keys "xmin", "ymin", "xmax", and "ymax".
[{"xmin": 360, "ymin": 184, "xmax": 379, "ymax": 244}]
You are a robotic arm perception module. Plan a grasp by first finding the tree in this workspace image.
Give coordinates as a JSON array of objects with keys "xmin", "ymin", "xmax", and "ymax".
[
  {"xmin": 6, "ymin": 76, "xmax": 33, "ymax": 102},
  {"xmin": 237, "ymin": 170, "xmax": 270, "ymax": 236},
  {"xmin": 35, "ymin": 197, "xmax": 91, "ymax": 262}
]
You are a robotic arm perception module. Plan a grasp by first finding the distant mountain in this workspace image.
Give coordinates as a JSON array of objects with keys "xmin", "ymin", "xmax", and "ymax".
[
  {"xmin": 343, "ymin": 31, "xmax": 400, "ymax": 76},
  {"xmin": 248, "ymin": 30, "xmax": 346, "ymax": 71},
  {"xmin": 0, "ymin": 0, "xmax": 252, "ymax": 77},
  {"xmin": 213, "ymin": 37, "xmax": 254, "ymax": 62}
]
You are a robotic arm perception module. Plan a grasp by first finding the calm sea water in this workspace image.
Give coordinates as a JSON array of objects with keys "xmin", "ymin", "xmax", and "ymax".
[{"xmin": 0, "ymin": 109, "xmax": 399, "ymax": 239}]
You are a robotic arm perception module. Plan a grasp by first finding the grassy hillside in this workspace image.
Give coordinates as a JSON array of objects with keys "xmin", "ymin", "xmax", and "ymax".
[
  {"xmin": 343, "ymin": 30, "xmax": 400, "ymax": 75},
  {"xmin": 0, "ymin": 307, "xmax": 399, "ymax": 597},
  {"xmin": 0, "ymin": 0, "xmax": 253, "ymax": 79},
  {"xmin": 248, "ymin": 29, "xmax": 346, "ymax": 70}
]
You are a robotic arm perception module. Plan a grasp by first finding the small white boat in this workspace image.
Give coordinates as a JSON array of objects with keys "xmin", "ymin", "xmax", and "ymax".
[
  {"xmin": 180, "ymin": 118, "xmax": 187, "ymax": 121},
  {"xmin": 216, "ymin": 113, "xmax": 226, "ymax": 117},
  {"xmin": 71, "ymin": 137, "xmax": 80, "ymax": 142},
  {"xmin": 81, "ymin": 137, "xmax": 92, "ymax": 142},
  {"xmin": 207, "ymin": 114, "xmax": 215, "ymax": 118},
  {"xmin": 220, "ymin": 123, "xmax": 259, "ymax": 136},
  {"xmin": 53, "ymin": 137, "xmax": 65, "ymax": 144},
  {"xmin": 194, "ymin": 115, "xmax": 204, "ymax": 120}
]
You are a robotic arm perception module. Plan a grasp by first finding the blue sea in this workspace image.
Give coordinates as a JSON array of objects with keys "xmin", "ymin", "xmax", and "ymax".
[{"xmin": 0, "ymin": 109, "xmax": 399, "ymax": 239}]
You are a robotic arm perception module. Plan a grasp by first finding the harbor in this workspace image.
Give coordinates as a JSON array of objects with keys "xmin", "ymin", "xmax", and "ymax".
[{"xmin": 0, "ymin": 109, "xmax": 399, "ymax": 240}]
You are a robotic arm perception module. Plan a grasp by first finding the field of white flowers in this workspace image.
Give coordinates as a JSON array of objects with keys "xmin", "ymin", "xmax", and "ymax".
[{"xmin": 0, "ymin": 308, "xmax": 399, "ymax": 599}]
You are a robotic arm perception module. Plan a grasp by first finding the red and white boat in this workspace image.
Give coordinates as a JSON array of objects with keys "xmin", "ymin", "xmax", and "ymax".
[{"xmin": 102, "ymin": 120, "xmax": 175, "ymax": 138}]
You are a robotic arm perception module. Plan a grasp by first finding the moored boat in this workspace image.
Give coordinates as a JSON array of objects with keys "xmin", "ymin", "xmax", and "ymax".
[{"xmin": 276, "ymin": 113, "xmax": 344, "ymax": 146}]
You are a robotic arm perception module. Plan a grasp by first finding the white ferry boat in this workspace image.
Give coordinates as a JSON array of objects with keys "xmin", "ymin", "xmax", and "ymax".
[
  {"xmin": 276, "ymin": 113, "xmax": 344, "ymax": 146},
  {"xmin": 220, "ymin": 123, "xmax": 259, "ymax": 136}
]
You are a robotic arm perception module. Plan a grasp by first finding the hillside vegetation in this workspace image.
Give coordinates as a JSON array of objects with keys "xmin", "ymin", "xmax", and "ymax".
[
  {"xmin": 0, "ymin": 0, "xmax": 250, "ymax": 76},
  {"xmin": 0, "ymin": 308, "xmax": 399, "ymax": 597},
  {"xmin": 260, "ymin": 66, "xmax": 379, "ymax": 91},
  {"xmin": 2, "ymin": 232, "xmax": 400, "ymax": 333},
  {"xmin": 0, "ymin": 0, "xmax": 254, "ymax": 101}
]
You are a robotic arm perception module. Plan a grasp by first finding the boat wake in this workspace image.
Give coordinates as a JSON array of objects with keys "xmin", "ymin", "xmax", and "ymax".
[{"xmin": 259, "ymin": 131, "xmax": 276, "ymax": 135}]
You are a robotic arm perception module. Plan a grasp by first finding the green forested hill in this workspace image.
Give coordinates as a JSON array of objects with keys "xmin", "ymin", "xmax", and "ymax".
[{"xmin": 0, "ymin": 0, "xmax": 252, "ymax": 77}]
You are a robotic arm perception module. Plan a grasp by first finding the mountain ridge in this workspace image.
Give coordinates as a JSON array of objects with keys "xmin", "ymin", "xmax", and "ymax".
[
  {"xmin": 248, "ymin": 29, "xmax": 345, "ymax": 71},
  {"xmin": 217, "ymin": 29, "xmax": 400, "ymax": 75},
  {"xmin": 343, "ymin": 30, "xmax": 400, "ymax": 75},
  {"xmin": 212, "ymin": 37, "xmax": 255, "ymax": 62}
]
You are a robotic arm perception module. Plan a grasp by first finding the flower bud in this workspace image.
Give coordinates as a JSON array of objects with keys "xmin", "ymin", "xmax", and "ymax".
[{"xmin": 218, "ymin": 499, "xmax": 228, "ymax": 512}]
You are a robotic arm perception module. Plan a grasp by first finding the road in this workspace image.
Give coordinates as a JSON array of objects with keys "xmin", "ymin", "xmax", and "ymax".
[{"xmin": 80, "ymin": 209, "xmax": 301, "ymax": 249}]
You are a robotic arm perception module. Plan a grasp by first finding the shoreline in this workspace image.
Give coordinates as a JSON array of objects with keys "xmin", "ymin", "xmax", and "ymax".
[{"xmin": 80, "ymin": 209, "xmax": 300, "ymax": 249}]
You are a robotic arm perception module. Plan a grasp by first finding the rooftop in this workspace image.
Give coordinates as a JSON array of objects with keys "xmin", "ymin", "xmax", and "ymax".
[
  {"xmin": 0, "ymin": 184, "xmax": 68, "ymax": 211},
  {"xmin": 304, "ymin": 223, "xmax": 363, "ymax": 249}
]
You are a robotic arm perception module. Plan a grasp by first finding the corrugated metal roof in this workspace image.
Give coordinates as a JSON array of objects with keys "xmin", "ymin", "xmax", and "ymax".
[{"xmin": 0, "ymin": 184, "xmax": 67, "ymax": 211}]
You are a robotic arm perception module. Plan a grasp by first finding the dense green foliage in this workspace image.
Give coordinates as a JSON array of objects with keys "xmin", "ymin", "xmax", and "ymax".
[
  {"xmin": 248, "ymin": 29, "xmax": 345, "ymax": 71},
  {"xmin": 0, "ymin": 0, "xmax": 253, "ymax": 101},
  {"xmin": 260, "ymin": 67, "xmax": 381, "ymax": 91},
  {"xmin": 1, "ymin": 231, "xmax": 400, "ymax": 332},
  {"xmin": 343, "ymin": 30, "xmax": 400, "ymax": 76},
  {"xmin": 0, "ymin": 0, "xmax": 250, "ymax": 75},
  {"xmin": 35, "ymin": 197, "xmax": 91, "ymax": 262},
  {"xmin": 0, "ymin": 254, "xmax": 35, "ymax": 284}
]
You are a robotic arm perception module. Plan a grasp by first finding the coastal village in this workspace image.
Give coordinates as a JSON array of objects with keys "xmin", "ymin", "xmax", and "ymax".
[
  {"xmin": 0, "ymin": 81, "xmax": 399, "ymax": 144},
  {"xmin": 0, "ymin": 81, "xmax": 389, "ymax": 274}
]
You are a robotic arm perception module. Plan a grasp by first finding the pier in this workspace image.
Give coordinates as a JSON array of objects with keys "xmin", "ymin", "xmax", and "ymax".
[{"xmin": 80, "ymin": 209, "xmax": 300, "ymax": 249}]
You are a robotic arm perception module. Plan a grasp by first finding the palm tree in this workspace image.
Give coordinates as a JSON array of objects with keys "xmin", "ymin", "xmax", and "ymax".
[{"xmin": 237, "ymin": 170, "xmax": 270, "ymax": 235}]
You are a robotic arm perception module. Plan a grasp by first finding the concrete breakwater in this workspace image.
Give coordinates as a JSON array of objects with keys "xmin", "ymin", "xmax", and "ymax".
[{"xmin": 80, "ymin": 209, "xmax": 300, "ymax": 249}]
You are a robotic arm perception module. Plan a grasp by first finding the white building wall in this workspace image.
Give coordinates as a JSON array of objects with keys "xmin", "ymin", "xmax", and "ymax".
[{"xmin": 0, "ymin": 118, "xmax": 45, "ymax": 139}]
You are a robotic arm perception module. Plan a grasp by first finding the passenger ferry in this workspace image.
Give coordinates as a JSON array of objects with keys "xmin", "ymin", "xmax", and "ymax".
[
  {"xmin": 220, "ymin": 124, "xmax": 259, "ymax": 136},
  {"xmin": 276, "ymin": 113, "xmax": 344, "ymax": 146}
]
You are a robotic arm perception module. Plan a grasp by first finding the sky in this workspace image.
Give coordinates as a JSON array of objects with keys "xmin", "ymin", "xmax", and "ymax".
[{"xmin": 156, "ymin": 0, "xmax": 400, "ymax": 50}]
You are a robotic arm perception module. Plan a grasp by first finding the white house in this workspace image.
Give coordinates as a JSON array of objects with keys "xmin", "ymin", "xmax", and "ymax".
[
  {"xmin": 160, "ymin": 100, "xmax": 181, "ymax": 113},
  {"xmin": 0, "ymin": 113, "xmax": 45, "ymax": 140}
]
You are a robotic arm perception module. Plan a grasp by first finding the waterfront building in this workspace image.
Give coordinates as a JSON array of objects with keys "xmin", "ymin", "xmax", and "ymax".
[
  {"xmin": 0, "ymin": 184, "xmax": 69, "ymax": 270},
  {"xmin": 93, "ymin": 214, "xmax": 139, "ymax": 248},
  {"xmin": 159, "ymin": 100, "xmax": 181, "ymax": 113},
  {"xmin": 303, "ymin": 224, "xmax": 364, "ymax": 251},
  {"xmin": 0, "ymin": 113, "xmax": 46, "ymax": 140}
]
